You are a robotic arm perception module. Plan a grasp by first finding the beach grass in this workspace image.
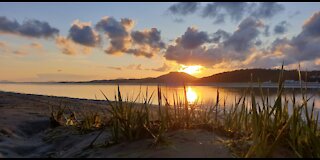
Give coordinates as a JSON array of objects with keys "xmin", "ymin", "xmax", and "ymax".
[{"xmin": 51, "ymin": 65, "xmax": 320, "ymax": 158}]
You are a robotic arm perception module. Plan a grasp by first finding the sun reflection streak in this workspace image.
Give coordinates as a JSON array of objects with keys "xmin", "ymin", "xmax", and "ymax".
[{"xmin": 186, "ymin": 86, "xmax": 198, "ymax": 104}]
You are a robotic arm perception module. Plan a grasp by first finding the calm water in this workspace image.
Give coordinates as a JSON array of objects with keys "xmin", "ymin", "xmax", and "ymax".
[{"xmin": 1, "ymin": 82, "xmax": 320, "ymax": 110}]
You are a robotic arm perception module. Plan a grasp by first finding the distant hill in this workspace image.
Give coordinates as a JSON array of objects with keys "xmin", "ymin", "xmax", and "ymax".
[
  {"xmin": 63, "ymin": 72, "xmax": 197, "ymax": 84},
  {"xmin": 60, "ymin": 69, "xmax": 320, "ymax": 84},
  {"xmin": 155, "ymin": 72, "xmax": 198, "ymax": 83},
  {"xmin": 196, "ymin": 69, "xmax": 320, "ymax": 83}
]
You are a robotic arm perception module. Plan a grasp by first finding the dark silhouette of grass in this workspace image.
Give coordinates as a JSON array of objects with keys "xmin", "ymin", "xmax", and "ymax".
[{"xmin": 51, "ymin": 64, "xmax": 320, "ymax": 158}]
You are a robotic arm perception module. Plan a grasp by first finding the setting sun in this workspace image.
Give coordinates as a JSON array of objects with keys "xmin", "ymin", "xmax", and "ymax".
[{"xmin": 178, "ymin": 65, "xmax": 203, "ymax": 75}]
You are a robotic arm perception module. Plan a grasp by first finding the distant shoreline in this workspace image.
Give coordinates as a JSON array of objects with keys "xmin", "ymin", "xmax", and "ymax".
[{"xmin": 1, "ymin": 81, "xmax": 320, "ymax": 89}]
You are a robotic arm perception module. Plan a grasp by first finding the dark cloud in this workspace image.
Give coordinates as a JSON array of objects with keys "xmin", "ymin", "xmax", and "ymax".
[
  {"xmin": 0, "ymin": 16, "xmax": 59, "ymax": 38},
  {"xmin": 95, "ymin": 17, "xmax": 131, "ymax": 38},
  {"xmin": 179, "ymin": 27, "xmax": 211, "ymax": 49},
  {"xmin": 95, "ymin": 17, "xmax": 133, "ymax": 54},
  {"xmin": 173, "ymin": 18, "xmax": 184, "ymax": 23},
  {"xmin": 170, "ymin": 3, "xmax": 284, "ymax": 24},
  {"xmin": 269, "ymin": 37, "xmax": 290, "ymax": 53},
  {"xmin": 263, "ymin": 25, "xmax": 270, "ymax": 37},
  {"xmin": 255, "ymin": 40, "xmax": 262, "ymax": 46},
  {"xmin": 128, "ymin": 28, "xmax": 166, "ymax": 58},
  {"xmin": 202, "ymin": 2, "xmax": 249, "ymax": 22},
  {"xmin": 212, "ymin": 29, "xmax": 230, "ymax": 43},
  {"xmin": 164, "ymin": 45, "xmax": 213, "ymax": 66},
  {"xmin": 251, "ymin": 2, "xmax": 285, "ymax": 19},
  {"xmin": 300, "ymin": 12, "xmax": 320, "ymax": 37},
  {"xmin": 245, "ymin": 12, "xmax": 320, "ymax": 68},
  {"xmin": 68, "ymin": 20, "xmax": 101, "ymax": 47},
  {"xmin": 164, "ymin": 17, "xmax": 264, "ymax": 67},
  {"xmin": 223, "ymin": 17, "xmax": 263, "ymax": 52},
  {"xmin": 287, "ymin": 12, "xmax": 320, "ymax": 62},
  {"xmin": 274, "ymin": 21, "xmax": 289, "ymax": 34},
  {"xmin": 168, "ymin": 2, "xmax": 200, "ymax": 15},
  {"xmin": 95, "ymin": 16, "xmax": 165, "ymax": 58},
  {"xmin": 131, "ymin": 28, "xmax": 165, "ymax": 49},
  {"xmin": 152, "ymin": 63, "xmax": 171, "ymax": 72},
  {"xmin": 0, "ymin": 16, "xmax": 19, "ymax": 33}
]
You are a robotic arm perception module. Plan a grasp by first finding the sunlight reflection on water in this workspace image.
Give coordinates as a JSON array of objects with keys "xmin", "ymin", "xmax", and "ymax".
[{"xmin": 0, "ymin": 83, "xmax": 320, "ymax": 111}]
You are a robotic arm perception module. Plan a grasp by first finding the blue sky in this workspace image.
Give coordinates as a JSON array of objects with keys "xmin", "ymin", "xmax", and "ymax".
[{"xmin": 1, "ymin": 2, "xmax": 320, "ymax": 82}]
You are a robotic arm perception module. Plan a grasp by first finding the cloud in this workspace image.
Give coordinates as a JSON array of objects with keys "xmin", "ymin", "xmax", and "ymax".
[
  {"xmin": 223, "ymin": 17, "xmax": 263, "ymax": 52},
  {"xmin": 289, "ymin": 11, "xmax": 301, "ymax": 19},
  {"xmin": 13, "ymin": 50, "xmax": 27, "ymax": 55},
  {"xmin": 170, "ymin": 2, "xmax": 284, "ymax": 24},
  {"xmin": 202, "ymin": 2, "xmax": 249, "ymax": 23},
  {"xmin": 55, "ymin": 36, "xmax": 92, "ymax": 55},
  {"xmin": 0, "ymin": 41, "xmax": 7, "ymax": 47},
  {"xmin": 106, "ymin": 64, "xmax": 142, "ymax": 71},
  {"xmin": 151, "ymin": 63, "xmax": 171, "ymax": 72},
  {"xmin": 213, "ymin": 14, "xmax": 226, "ymax": 24},
  {"xmin": 127, "ymin": 28, "xmax": 166, "ymax": 58},
  {"xmin": 0, "ymin": 16, "xmax": 59, "ymax": 38},
  {"xmin": 95, "ymin": 16, "xmax": 165, "ymax": 58},
  {"xmin": 251, "ymin": 2, "xmax": 285, "ymax": 19},
  {"xmin": 126, "ymin": 64, "xmax": 143, "ymax": 70},
  {"xmin": 0, "ymin": 41, "xmax": 44, "ymax": 56},
  {"xmin": 287, "ymin": 11, "xmax": 320, "ymax": 62},
  {"xmin": 55, "ymin": 36, "xmax": 77, "ymax": 55},
  {"xmin": 0, "ymin": 41, "xmax": 8, "ymax": 54},
  {"xmin": 255, "ymin": 40, "xmax": 262, "ymax": 46},
  {"xmin": 131, "ymin": 28, "xmax": 165, "ymax": 49},
  {"xmin": 274, "ymin": 21, "xmax": 289, "ymax": 34},
  {"xmin": 108, "ymin": 63, "xmax": 171, "ymax": 72},
  {"xmin": 244, "ymin": 11, "xmax": 320, "ymax": 68},
  {"xmin": 107, "ymin": 66, "xmax": 122, "ymax": 70},
  {"xmin": 263, "ymin": 25, "xmax": 270, "ymax": 37},
  {"xmin": 164, "ymin": 17, "xmax": 264, "ymax": 67},
  {"xmin": 178, "ymin": 27, "xmax": 211, "ymax": 49},
  {"xmin": 68, "ymin": 20, "xmax": 101, "ymax": 47},
  {"xmin": 95, "ymin": 16, "xmax": 133, "ymax": 54},
  {"xmin": 256, "ymin": 12, "xmax": 320, "ymax": 66},
  {"xmin": 168, "ymin": 2, "xmax": 200, "ymax": 15},
  {"xmin": 173, "ymin": 18, "xmax": 184, "ymax": 23},
  {"xmin": 30, "ymin": 42, "xmax": 43, "ymax": 49},
  {"xmin": 212, "ymin": 29, "xmax": 230, "ymax": 43}
]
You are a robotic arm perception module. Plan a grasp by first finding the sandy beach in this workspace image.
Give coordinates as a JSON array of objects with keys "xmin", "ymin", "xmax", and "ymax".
[{"xmin": 0, "ymin": 91, "xmax": 233, "ymax": 158}]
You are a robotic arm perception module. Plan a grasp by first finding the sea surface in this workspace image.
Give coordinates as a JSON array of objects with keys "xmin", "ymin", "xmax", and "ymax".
[{"xmin": 1, "ymin": 82, "xmax": 320, "ymax": 110}]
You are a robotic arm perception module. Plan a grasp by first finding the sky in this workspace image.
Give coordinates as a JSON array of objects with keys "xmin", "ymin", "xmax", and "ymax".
[{"xmin": 0, "ymin": 2, "xmax": 320, "ymax": 82}]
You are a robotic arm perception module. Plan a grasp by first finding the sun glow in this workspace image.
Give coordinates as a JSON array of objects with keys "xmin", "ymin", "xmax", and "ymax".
[
  {"xmin": 178, "ymin": 65, "xmax": 203, "ymax": 75},
  {"xmin": 186, "ymin": 87, "xmax": 198, "ymax": 104}
]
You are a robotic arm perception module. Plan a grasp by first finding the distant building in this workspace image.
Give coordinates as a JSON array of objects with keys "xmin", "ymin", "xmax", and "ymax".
[{"xmin": 284, "ymin": 80, "xmax": 301, "ymax": 83}]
